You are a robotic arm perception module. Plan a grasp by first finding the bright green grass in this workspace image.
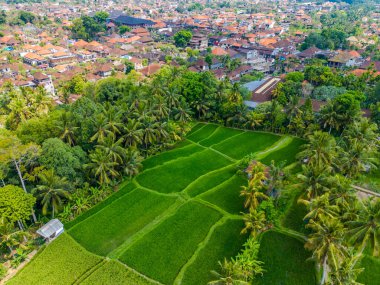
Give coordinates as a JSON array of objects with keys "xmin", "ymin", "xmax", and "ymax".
[
  {"xmin": 119, "ymin": 202, "xmax": 222, "ymax": 284},
  {"xmin": 200, "ymin": 175, "xmax": 246, "ymax": 215},
  {"xmin": 69, "ymin": 189, "xmax": 177, "ymax": 256},
  {"xmin": 187, "ymin": 124, "xmax": 219, "ymax": 142},
  {"xmin": 256, "ymin": 231, "xmax": 316, "ymax": 285},
  {"xmin": 260, "ymin": 138, "xmax": 305, "ymax": 166},
  {"xmin": 65, "ymin": 182, "xmax": 136, "ymax": 230},
  {"xmin": 357, "ymin": 255, "xmax": 380, "ymax": 285},
  {"xmin": 181, "ymin": 219, "xmax": 247, "ymax": 285},
  {"xmin": 213, "ymin": 132, "xmax": 281, "ymax": 160},
  {"xmin": 136, "ymin": 149, "xmax": 232, "ymax": 193},
  {"xmin": 8, "ymin": 233, "xmax": 102, "ymax": 285},
  {"xmin": 81, "ymin": 260, "xmax": 155, "ymax": 285},
  {"xmin": 186, "ymin": 164, "xmax": 237, "ymax": 197},
  {"xmin": 186, "ymin": 122, "xmax": 206, "ymax": 135},
  {"xmin": 142, "ymin": 143, "xmax": 203, "ymax": 170},
  {"xmin": 199, "ymin": 127, "xmax": 244, "ymax": 147}
]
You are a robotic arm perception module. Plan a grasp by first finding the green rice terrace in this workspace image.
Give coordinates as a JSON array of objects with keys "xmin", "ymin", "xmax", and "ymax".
[{"xmin": 8, "ymin": 123, "xmax": 376, "ymax": 285}]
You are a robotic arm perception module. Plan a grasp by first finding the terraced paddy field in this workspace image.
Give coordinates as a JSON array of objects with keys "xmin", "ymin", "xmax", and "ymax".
[{"xmin": 10, "ymin": 123, "xmax": 321, "ymax": 285}]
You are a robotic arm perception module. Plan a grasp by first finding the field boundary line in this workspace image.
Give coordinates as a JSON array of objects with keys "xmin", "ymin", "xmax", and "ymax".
[
  {"xmin": 67, "ymin": 188, "xmax": 139, "ymax": 232},
  {"xmin": 138, "ymin": 144, "xmax": 205, "ymax": 172},
  {"xmin": 196, "ymin": 174, "xmax": 238, "ymax": 198},
  {"xmin": 173, "ymin": 217, "xmax": 230, "ymax": 285},
  {"xmin": 114, "ymin": 259, "xmax": 163, "ymax": 285},
  {"xmin": 183, "ymin": 163, "xmax": 237, "ymax": 195},
  {"xmin": 193, "ymin": 198, "xmax": 242, "ymax": 219},
  {"xmin": 186, "ymin": 122, "xmax": 208, "ymax": 137},
  {"xmin": 254, "ymin": 136, "xmax": 294, "ymax": 160},
  {"xmin": 202, "ymin": 129, "xmax": 247, "ymax": 148},
  {"xmin": 209, "ymin": 130, "xmax": 247, "ymax": 149},
  {"xmin": 274, "ymin": 227, "xmax": 307, "ymax": 242},
  {"xmin": 108, "ymin": 199, "xmax": 185, "ymax": 259},
  {"xmin": 197, "ymin": 125, "xmax": 221, "ymax": 144},
  {"xmin": 187, "ymin": 137, "xmax": 237, "ymax": 162},
  {"xmin": 142, "ymin": 143, "xmax": 199, "ymax": 170},
  {"xmin": 133, "ymin": 182, "xmax": 180, "ymax": 197}
]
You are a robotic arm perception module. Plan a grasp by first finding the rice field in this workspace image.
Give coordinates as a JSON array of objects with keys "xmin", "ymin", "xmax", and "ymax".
[{"xmin": 11, "ymin": 123, "xmax": 315, "ymax": 285}]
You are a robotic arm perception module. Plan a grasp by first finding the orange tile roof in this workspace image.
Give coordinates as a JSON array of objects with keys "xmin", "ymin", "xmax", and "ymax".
[{"xmin": 212, "ymin": 47, "xmax": 228, "ymax": 56}]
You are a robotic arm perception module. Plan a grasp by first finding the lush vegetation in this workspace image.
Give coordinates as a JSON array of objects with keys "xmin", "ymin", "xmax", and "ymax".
[{"xmin": 8, "ymin": 124, "xmax": 317, "ymax": 284}]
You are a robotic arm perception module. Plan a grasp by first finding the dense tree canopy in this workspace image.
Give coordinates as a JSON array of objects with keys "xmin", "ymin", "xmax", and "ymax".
[{"xmin": 0, "ymin": 185, "xmax": 35, "ymax": 224}]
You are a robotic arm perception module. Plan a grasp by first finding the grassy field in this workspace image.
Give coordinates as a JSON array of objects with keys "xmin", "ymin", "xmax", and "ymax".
[
  {"xmin": 8, "ymin": 233, "xmax": 103, "ymax": 285},
  {"xmin": 260, "ymin": 137, "xmax": 305, "ymax": 166},
  {"xmin": 136, "ymin": 149, "xmax": 231, "ymax": 193},
  {"xmin": 119, "ymin": 202, "xmax": 222, "ymax": 284},
  {"xmin": 69, "ymin": 189, "xmax": 177, "ymax": 256},
  {"xmin": 180, "ymin": 219, "xmax": 247, "ymax": 285},
  {"xmin": 256, "ymin": 231, "xmax": 317, "ymax": 285},
  {"xmin": 11, "ymin": 123, "xmax": 316, "ymax": 285},
  {"xmin": 213, "ymin": 131, "xmax": 281, "ymax": 160},
  {"xmin": 81, "ymin": 260, "xmax": 156, "ymax": 285},
  {"xmin": 357, "ymin": 255, "xmax": 380, "ymax": 285}
]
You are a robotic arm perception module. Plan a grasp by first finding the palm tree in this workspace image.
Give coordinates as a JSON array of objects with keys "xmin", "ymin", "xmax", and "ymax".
[
  {"xmin": 327, "ymin": 175, "xmax": 357, "ymax": 210},
  {"xmin": 209, "ymin": 259, "xmax": 249, "ymax": 285},
  {"xmin": 123, "ymin": 119, "xmax": 143, "ymax": 147},
  {"xmin": 174, "ymin": 105, "xmax": 192, "ymax": 124},
  {"xmin": 299, "ymin": 193, "xmax": 339, "ymax": 221},
  {"xmin": 193, "ymin": 100, "xmax": 210, "ymax": 119},
  {"xmin": 297, "ymin": 165, "xmax": 330, "ymax": 199},
  {"xmin": 340, "ymin": 139, "xmax": 378, "ymax": 178},
  {"xmin": 142, "ymin": 122, "xmax": 159, "ymax": 149},
  {"xmin": 91, "ymin": 113, "xmax": 112, "ymax": 144},
  {"xmin": 32, "ymin": 86, "xmax": 52, "ymax": 116},
  {"xmin": 343, "ymin": 118, "xmax": 378, "ymax": 147},
  {"xmin": 241, "ymin": 209, "xmax": 266, "ymax": 237},
  {"xmin": 319, "ymin": 102, "xmax": 344, "ymax": 134},
  {"xmin": 305, "ymin": 217, "xmax": 348, "ymax": 285},
  {"xmin": 97, "ymin": 134, "xmax": 125, "ymax": 164},
  {"xmin": 57, "ymin": 112, "xmax": 78, "ymax": 146},
  {"xmin": 298, "ymin": 131, "xmax": 338, "ymax": 172},
  {"xmin": 346, "ymin": 198, "xmax": 380, "ymax": 256},
  {"xmin": 86, "ymin": 148, "xmax": 120, "ymax": 185},
  {"xmin": 103, "ymin": 104, "xmax": 123, "ymax": 136},
  {"xmin": 165, "ymin": 88, "xmax": 181, "ymax": 110},
  {"xmin": 35, "ymin": 170, "xmax": 71, "ymax": 218},
  {"xmin": 244, "ymin": 112, "xmax": 262, "ymax": 130},
  {"xmin": 152, "ymin": 95, "xmax": 170, "ymax": 120},
  {"xmin": 328, "ymin": 249, "xmax": 364, "ymax": 285},
  {"xmin": 124, "ymin": 149, "xmax": 143, "ymax": 177},
  {"xmin": 240, "ymin": 181, "xmax": 269, "ymax": 211}
]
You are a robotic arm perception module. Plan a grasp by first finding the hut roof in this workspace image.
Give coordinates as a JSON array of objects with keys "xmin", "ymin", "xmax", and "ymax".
[{"xmin": 36, "ymin": 219, "xmax": 63, "ymax": 238}]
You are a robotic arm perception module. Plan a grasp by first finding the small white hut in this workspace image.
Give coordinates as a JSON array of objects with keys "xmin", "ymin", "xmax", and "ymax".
[{"xmin": 36, "ymin": 219, "xmax": 64, "ymax": 242}]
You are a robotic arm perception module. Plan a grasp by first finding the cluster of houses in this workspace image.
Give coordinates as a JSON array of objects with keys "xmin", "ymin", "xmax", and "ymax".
[{"xmin": 0, "ymin": 0, "xmax": 379, "ymax": 107}]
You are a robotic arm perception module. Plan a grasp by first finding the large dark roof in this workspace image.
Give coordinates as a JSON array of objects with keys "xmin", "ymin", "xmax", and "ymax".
[{"xmin": 113, "ymin": 15, "xmax": 154, "ymax": 26}]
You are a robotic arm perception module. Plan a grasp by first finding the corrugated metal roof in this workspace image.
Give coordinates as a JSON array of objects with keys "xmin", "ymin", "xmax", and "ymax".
[{"xmin": 37, "ymin": 219, "xmax": 63, "ymax": 238}]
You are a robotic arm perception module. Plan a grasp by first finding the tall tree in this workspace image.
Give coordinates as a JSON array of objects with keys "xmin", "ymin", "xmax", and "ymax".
[{"xmin": 34, "ymin": 170, "xmax": 70, "ymax": 218}]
